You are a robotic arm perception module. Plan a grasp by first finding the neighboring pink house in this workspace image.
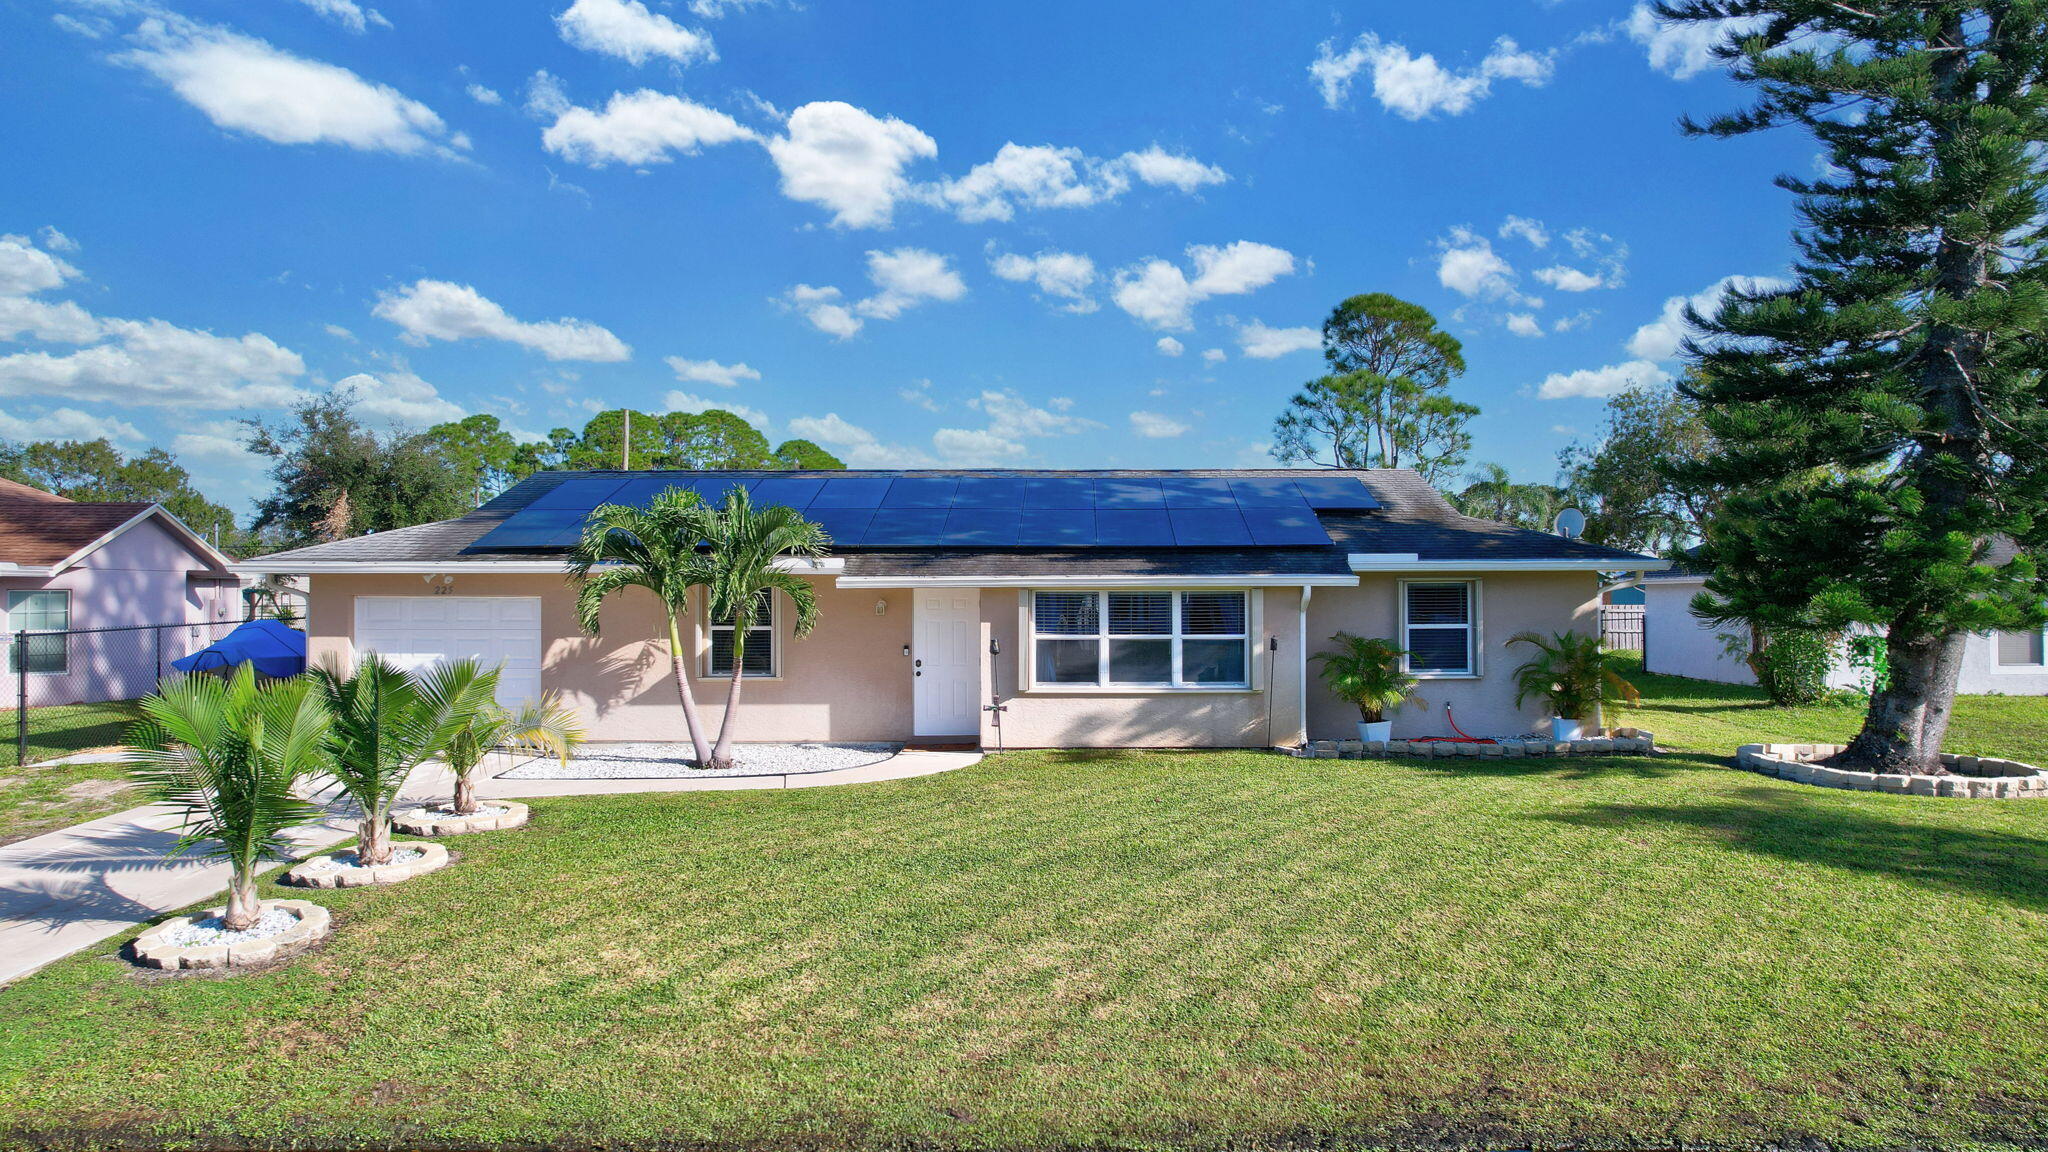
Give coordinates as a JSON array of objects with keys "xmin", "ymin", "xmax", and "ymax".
[{"xmin": 0, "ymin": 478, "xmax": 240, "ymax": 707}]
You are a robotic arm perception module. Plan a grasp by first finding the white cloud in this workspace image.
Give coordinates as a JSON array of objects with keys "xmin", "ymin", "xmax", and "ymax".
[
  {"xmin": 1626, "ymin": 4, "xmax": 1765, "ymax": 80},
  {"xmin": 900, "ymin": 378, "xmax": 941, "ymax": 411},
  {"xmin": 34, "ymin": 227, "xmax": 79, "ymax": 254},
  {"xmin": 0, "ymin": 235, "xmax": 82, "ymax": 297},
  {"xmin": 373, "ymin": 279, "xmax": 631, "ymax": 361},
  {"xmin": 665, "ymin": 390, "xmax": 767, "ymax": 428},
  {"xmin": 935, "ymin": 143, "xmax": 1226, "ymax": 223},
  {"xmin": 555, "ymin": 0, "xmax": 715, "ymax": 66},
  {"xmin": 1112, "ymin": 241, "xmax": 1297, "ymax": 331},
  {"xmin": 0, "ymin": 317, "xmax": 306, "ymax": 409},
  {"xmin": 1202, "ymin": 347, "xmax": 1228, "ymax": 363},
  {"xmin": 291, "ymin": 0, "xmax": 390, "ymax": 34},
  {"xmin": 1505, "ymin": 313, "xmax": 1543, "ymax": 338},
  {"xmin": 973, "ymin": 389, "xmax": 1093, "ymax": 440},
  {"xmin": 989, "ymin": 249, "xmax": 1097, "ymax": 312},
  {"xmin": 542, "ymin": 89, "xmax": 756, "ymax": 167},
  {"xmin": 765, "ymin": 101, "xmax": 937, "ymax": 229},
  {"xmin": 1537, "ymin": 359, "xmax": 1671, "ymax": 400},
  {"xmin": 1312, "ymin": 32, "xmax": 1554, "ymax": 118},
  {"xmin": 117, "ymin": 16, "xmax": 459, "ymax": 156},
  {"xmin": 339, "ymin": 368, "xmax": 464, "ymax": 424},
  {"xmin": 1435, "ymin": 227, "xmax": 1521, "ymax": 300},
  {"xmin": 1130, "ymin": 411, "xmax": 1190, "ymax": 438},
  {"xmin": 1534, "ymin": 265, "xmax": 1606, "ymax": 292},
  {"xmin": 324, "ymin": 323, "xmax": 356, "ymax": 340},
  {"xmin": 784, "ymin": 412, "xmax": 927, "ymax": 467},
  {"xmin": 466, "ymin": 83, "xmax": 502, "ymax": 106},
  {"xmin": 666, "ymin": 356, "xmax": 760, "ymax": 388},
  {"xmin": 784, "ymin": 248, "xmax": 965, "ymax": 337},
  {"xmin": 932, "ymin": 427, "xmax": 1026, "ymax": 462},
  {"xmin": 1120, "ymin": 146, "xmax": 1229, "ymax": 193},
  {"xmin": 689, "ymin": 0, "xmax": 770, "ymax": 14},
  {"xmin": 169, "ymin": 418, "xmax": 252, "ymax": 463},
  {"xmin": 781, "ymin": 285, "xmax": 862, "ymax": 339},
  {"xmin": 1499, "ymin": 215, "xmax": 1549, "ymax": 248},
  {"xmin": 0, "ymin": 296, "xmax": 102, "ymax": 344},
  {"xmin": 0, "ymin": 405, "xmax": 143, "ymax": 444},
  {"xmin": 1237, "ymin": 321, "xmax": 1320, "ymax": 359},
  {"xmin": 1155, "ymin": 336, "xmax": 1184, "ymax": 357},
  {"xmin": 525, "ymin": 70, "xmax": 571, "ymax": 119},
  {"xmin": 1627, "ymin": 274, "xmax": 1787, "ymax": 360}
]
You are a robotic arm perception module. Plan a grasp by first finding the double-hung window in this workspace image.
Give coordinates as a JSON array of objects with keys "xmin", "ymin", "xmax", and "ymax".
[
  {"xmin": 1403, "ymin": 581, "xmax": 1477, "ymax": 676},
  {"xmin": 6, "ymin": 590, "xmax": 70, "ymax": 675},
  {"xmin": 1031, "ymin": 590, "xmax": 1249, "ymax": 688},
  {"xmin": 708, "ymin": 593, "xmax": 775, "ymax": 678},
  {"xmin": 1996, "ymin": 626, "xmax": 2047, "ymax": 669}
]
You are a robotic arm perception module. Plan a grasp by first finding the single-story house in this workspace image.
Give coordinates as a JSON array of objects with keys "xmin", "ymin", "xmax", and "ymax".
[
  {"xmin": 1642, "ymin": 567, "xmax": 2048, "ymax": 695},
  {"xmin": 1, "ymin": 477, "xmax": 243, "ymax": 705},
  {"xmin": 236, "ymin": 469, "xmax": 1666, "ymax": 747}
]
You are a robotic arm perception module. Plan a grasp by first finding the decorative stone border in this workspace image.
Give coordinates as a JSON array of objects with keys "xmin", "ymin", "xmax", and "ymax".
[
  {"xmin": 1737, "ymin": 743, "xmax": 2048, "ymax": 798},
  {"xmin": 131, "ymin": 900, "xmax": 331, "ymax": 970},
  {"xmin": 282, "ymin": 841, "xmax": 452, "ymax": 888},
  {"xmin": 393, "ymin": 800, "xmax": 530, "ymax": 836},
  {"xmin": 1293, "ymin": 728, "xmax": 1656, "ymax": 760}
]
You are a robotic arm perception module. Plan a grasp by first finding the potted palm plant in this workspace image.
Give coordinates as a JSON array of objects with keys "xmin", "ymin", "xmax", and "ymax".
[
  {"xmin": 1312, "ymin": 633, "xmax": 1427, "ymax": 743},
  {"xmin": 396, "ymin": 661, "xmax": 584, "ymax": 835},
  {"xmin": 123, "ymin": 665, "xmax": 337, "ymax": 969},
  {"xmin": 1507, "ymin": 630, "xmax": 1641, "ymax": 741}
]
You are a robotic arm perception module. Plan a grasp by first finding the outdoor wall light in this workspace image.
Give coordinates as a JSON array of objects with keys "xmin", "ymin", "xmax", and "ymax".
[
  {"xmin": 902, "ymin": 644, "xmax": 911, "ymax": 657},
  {"xmin": 875, "ymin": 598, "xmax": 888, "ymax": 616}
]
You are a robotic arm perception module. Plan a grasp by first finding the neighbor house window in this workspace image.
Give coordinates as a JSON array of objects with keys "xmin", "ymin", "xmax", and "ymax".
[
  {"xmin": 1403, "ymin": 581, "xmax": 1477, "ymax": 676},
  {"xmin": 1996, "ymin": 626, "xmax": 2046, "ymax": 668},
  {"xmin": 1031, "ymin": 590, "xmax": 1249, "ymax": 688},
  {"xmin": 6, "ymin": 590, "xmax": 70, "ymax": 675},
  {"xmin": 708, "ymin": 594, "xmax": 775, "ymax": 678}
]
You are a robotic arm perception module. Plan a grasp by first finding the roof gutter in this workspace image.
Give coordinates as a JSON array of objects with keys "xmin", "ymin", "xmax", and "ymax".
[
  {"xmin": 1347, "ymin": 553, "xmax": 1671, "ymax": 573},
  {"xmin": 233, "ymin": 557, "xmax": 847, "ymax": 577},
  {"xmin": 835, "ymin": 573, "xmax": 1360, "ymax": 589}
]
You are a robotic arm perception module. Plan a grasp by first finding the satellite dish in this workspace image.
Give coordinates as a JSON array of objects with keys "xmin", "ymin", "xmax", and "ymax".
[{"xmin": 1553, "ymin": 507, "xmax": 1587, "ymax": 540}]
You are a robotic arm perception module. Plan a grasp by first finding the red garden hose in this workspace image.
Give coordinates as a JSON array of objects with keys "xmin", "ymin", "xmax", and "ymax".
[{"xmin": 1410, "ymin": 703, "xmax": 1497, "ymax": 744}]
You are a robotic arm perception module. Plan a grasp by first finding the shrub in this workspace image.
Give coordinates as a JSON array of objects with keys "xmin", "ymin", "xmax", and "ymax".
[{"xmin": 1751, "ymin": 629, "xmax": 1838, "ymax": 705}]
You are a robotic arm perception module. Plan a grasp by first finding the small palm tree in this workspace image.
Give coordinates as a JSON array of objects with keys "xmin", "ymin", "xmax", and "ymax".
[
  {"xmin": 312, "ymin": 656, "xmax": 498, "ymax": 866},
  {"xmin": 700, "ymin": 488, "xmax": 828, "ymax": 769},
  {"xmin": 1312, "ymin": 633, "xmax": 1427, "ymax": 723},
  {"xmin": 124, "ymin": 666, "xmax": 332, "ymax": 930},
  {"xmin": 431, "ymin": 667, "xmax": 584, "ymax": 815},
  {"xmin": 567, "ymin": 488, "xmax": 718, "ymax": 766},
  {"xmin": 1507, "ymin": 630, "xmax": 1641, "ymax": 726}
]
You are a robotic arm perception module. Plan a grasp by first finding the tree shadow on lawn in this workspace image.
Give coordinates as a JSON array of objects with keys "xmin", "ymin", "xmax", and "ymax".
[
  {"xmin": 1395, "ymin": 749, "xmax": 1716, "ymax": 780},
  {"xmin": 1536, "ymin": 784, "xmax": 2048, "ymax": 912}
]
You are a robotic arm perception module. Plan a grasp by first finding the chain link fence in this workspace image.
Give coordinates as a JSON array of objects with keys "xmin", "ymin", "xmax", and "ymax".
[{"xmin": 2, "ymin": 615, "xmax": 262, "ymax": 768}]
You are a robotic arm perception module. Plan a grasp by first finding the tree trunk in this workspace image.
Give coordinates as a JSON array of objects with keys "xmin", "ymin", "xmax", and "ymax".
[
  {"xmin": 452, "ymin": 770, "xmax": 478, "ymax": 816},
  {"xmin": 1839, "ymin": 627, "xmax": 1967, "ymax": 774},
  {"xmin": 358, "ymin": 808, "xmax": 392, "ymax": 867},
  {"xmin": 664, "ymin": 614, "xmax": 714, "ymax": 766},
  {"xmin": 709, "ymin": 659, "xmax": 745, "ymax": 771},
  {"xmin": 222, "ymin": 872, "xmax": 262, "ymax": 931}
]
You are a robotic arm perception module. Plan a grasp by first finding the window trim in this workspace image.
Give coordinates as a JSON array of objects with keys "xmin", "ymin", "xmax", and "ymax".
[
  {"xmin": 1992, "ymin": 624, "xmax": 2048, "ymax": 673},
  {"xmin": 6, "ymin": 589, "xmax": 71, "ymax": 676},
  {"xmin": 1399, "ymin": 578, "xmax": 1482, "ymax": 679},
  {"xmin": 703, "ymin": 590, "xmax": 780, "ymax": 680},
  {"xmin": 1027, "ymin": 588, "xmax": 1253, "ymax": 693}
]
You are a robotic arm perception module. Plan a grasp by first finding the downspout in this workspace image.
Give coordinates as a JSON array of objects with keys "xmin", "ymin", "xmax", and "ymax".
[{"xmin": 1297, "ymin": 585, "xmax": 1313, "ymax": 747}]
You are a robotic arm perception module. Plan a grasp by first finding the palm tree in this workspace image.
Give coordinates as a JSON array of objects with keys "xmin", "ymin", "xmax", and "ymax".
[
  {"xmin": 1311, "ymin": 633, "xmax": 1427, "ymax": 724},
  {"xmin": 124, "ymin": 666, "xmax": 332, "ymax": 930},
  {"xmin": 430, "ymin": 663, "xmax": 585, "ymax": 815},
  {"xmin": 1507, "ymin": 630, "xmax": 1641, "ymax": 729},
  {"xmin": 567, "ymin": 488, "xmax": 718, "ymax": 766},
  {"xmin": 699, "ymin": 488, "xmax": 828, "ymax": 769},
  {"xmin": 312, "ymin": 656, "xmax": 498, "ymax": 866}
]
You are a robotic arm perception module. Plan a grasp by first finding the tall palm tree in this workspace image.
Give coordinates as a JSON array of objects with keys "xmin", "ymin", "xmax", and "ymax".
[
  {"xmin": 431, "ymin": 667, "xmax": 585, "ymax": 815},
  {"xmin": 124, "ymin": 666, "xmax": 332, "ymax": 930},
  {"xmin": 312, "ymin": 656, "xmax": 498, "ymax": 866},
  {"xmin": 566, "ymin": 488, "xmax": 718, "ymax": 766},
  {"xmin": 700, "ymin": 488, "xmax": 828, "ymax": 769}
]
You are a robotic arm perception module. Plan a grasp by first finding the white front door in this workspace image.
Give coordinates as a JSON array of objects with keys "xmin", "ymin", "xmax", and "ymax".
[
  {"xmin": 913, "ymin": 588, "xmax": 981, "ymax": 738},
  {"xmin": 352, "ymin": 596, "xmax": 544, "ymax": 706}
]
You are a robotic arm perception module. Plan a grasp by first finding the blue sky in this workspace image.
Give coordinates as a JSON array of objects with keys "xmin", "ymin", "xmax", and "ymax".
[{"xmin": 1, "ymin": 0, "xmax": 1812, "ymax": 515}]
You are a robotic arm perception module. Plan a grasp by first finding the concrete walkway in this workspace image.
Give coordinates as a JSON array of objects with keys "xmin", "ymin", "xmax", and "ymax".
[{"xmin": 0, "ymin": 748, "xmax": 980, "ymax": 987}]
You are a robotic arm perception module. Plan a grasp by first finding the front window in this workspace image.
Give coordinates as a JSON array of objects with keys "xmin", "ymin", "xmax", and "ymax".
[
  {"xmin": 1996, "ymin": 626, "xmax": 2046, "ymax": 668},
  {"xmin": 1404, "ymin": 581, "xmax": 1476, "ymax": 676},
  {"xmin": 6, "ymin": 590, "xmax": 70, "ymax": 675},
  {"xmin": 1032, "ymin": 590, "xmax": 1249, "ymax": 688},
  {"xmin": 709, "ymin": 594, "xmax": 775, "ymax": 677}
]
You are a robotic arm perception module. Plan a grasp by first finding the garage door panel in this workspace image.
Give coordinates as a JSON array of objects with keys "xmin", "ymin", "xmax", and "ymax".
[{"xmin": 353, "ymin": 597, "xmax": 543, "ymax": 705}]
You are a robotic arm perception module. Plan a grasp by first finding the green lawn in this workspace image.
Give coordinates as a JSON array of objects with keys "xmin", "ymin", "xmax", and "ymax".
[
  {"xmin": 0, "ymin": 701, "xmax": 139, "ymax": 845},
  {"xmin": 1, "ymin": 674, "xmax": 2046, "ymax": 1150}
]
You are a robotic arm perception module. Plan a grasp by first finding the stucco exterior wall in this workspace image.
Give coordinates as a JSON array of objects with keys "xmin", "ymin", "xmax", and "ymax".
[
  {"xmin": 1958, "ymin": 632, "xmax": 2048, "ymax": 694},
  {"xmin": 1305, "ymin": 571, "xmax": 1603, "ymax": 740}
]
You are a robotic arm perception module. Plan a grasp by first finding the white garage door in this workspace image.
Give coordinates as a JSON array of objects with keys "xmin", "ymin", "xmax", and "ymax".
[{"xmin": 353, "ymin": 597, "xmax": 543, "ymax": 705}]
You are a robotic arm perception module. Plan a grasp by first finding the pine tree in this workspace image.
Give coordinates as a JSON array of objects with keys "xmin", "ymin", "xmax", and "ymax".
[{"xmin": 1663, "ymin": 0, "xmax": 2048, "ymax": 771}]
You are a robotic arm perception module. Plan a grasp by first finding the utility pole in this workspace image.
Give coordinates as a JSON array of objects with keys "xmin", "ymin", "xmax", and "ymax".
[{"xmin": 621, "ymin": 410, "xmax": 631, "ymax": 470}]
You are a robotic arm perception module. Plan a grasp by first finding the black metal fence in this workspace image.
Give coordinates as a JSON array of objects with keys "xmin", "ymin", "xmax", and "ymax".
[
  {"xmin": 3, "ymin": 615, "xmax": 261, "ymax": 768},
  {"xmin": 1601, "ymin": 604, "xmax": 1645, "ymax": 653}
]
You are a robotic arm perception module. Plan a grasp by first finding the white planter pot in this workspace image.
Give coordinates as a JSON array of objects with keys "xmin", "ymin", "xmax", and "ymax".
[
  {"xmin": 1358, "ymin": 720, "xmax": 1392, "ymax": 743},
  {"xmin": 1552, "ymin": 717, "xmax": 1583, "ymax": 742}
]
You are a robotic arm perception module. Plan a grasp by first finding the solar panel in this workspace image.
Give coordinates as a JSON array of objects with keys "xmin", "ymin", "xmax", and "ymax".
[
  {"xmin": 1021, "ymin": 477, "xmax": 1095, "ymax": 508},
  {"xmin": 1242, "ymin": 507, "xmax": 1331, "ymax": 545},
  {"xmin": 526, "ymin": 477, "xmax": 628, "ymax": 510},
  {"xmin": 1292, "ymin": 476, "xmax": 1381, "ymax": 509},
  {"xmin": 688, "ymin": 476, "xmax": 756, "ymax": 508},
  {"xmin": 861, "ymin": 507, "xmax": 950, "ymax": 545},
  {"xmin": 1094, "ymin": 479, "xmax": 1165, "ymax": 509},
  {"xmin": 1169, "ymin": 508, "xmax": 1253, "ymax": 546},
  {"xmin": 1159, "ymin": 477, "xmax": 1237, "ymax": 509},
  {"xmin": 1016, "ymin": 508, "xmax": 1094, "ymax": 546},
  {"xmin": 606, "ymin": 476, "xmax": 699, "ymax": 508},
  {"xmin": 951, "ymin": 477, "xmax": 1026, "ymax": 509},
  {"xmin": 1094, "ymin": 509, "xmax": 1174, "ymax": 545},
  {"xmin": 466, "ymin": 509, "xmax": 587, "ymax": 551},
  {"xmin": 803, "ymin": 506, "xmax": 874, "ymax": 548},
  {"xmin": 808, "ymin": 476, "xmax": 894, "ymax": 508},
  {"xmin": 749, "ymin": 476, "xmax": 827, "ymax": 509},
  {"xmin": 882, "ymin": 477, "xmax": 957, "ymax": 507},
  {"xmin": 940, "ymin": 509, "xmax": 1021, "ymax": 546},
  {"xmin": 1228, "ymin": 477, "xmax": 1307, "ymax": 507}
]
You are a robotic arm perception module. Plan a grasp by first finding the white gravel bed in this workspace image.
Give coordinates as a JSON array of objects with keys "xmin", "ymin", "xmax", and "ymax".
[
  {"xmin": 303, "ymin": 846, "xmax": 426, "ymax": 872},
  {"xmin": 501, "ymin": 741, "xmax": 901, "ymax": 780},
  {"xmin": 160, "ymin": 905, "xmax": 302, "ymax": 948}
]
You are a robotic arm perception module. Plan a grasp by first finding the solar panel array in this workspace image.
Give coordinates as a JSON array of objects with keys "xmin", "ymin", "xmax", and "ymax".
[{"xmin": 465, "ymin": 474, "xmax": 1379, "ymax": 552}]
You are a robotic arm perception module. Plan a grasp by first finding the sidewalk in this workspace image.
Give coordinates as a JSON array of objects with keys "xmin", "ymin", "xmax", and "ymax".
[{"xmin": 0, "ymin": 748, "xmax": 979, "ymax": 987}]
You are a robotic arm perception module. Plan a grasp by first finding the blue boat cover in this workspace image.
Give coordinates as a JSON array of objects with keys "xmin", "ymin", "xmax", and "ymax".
[{"xmin": 171, "ymin": 619, "xmax": 307, "ymax": 678}]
